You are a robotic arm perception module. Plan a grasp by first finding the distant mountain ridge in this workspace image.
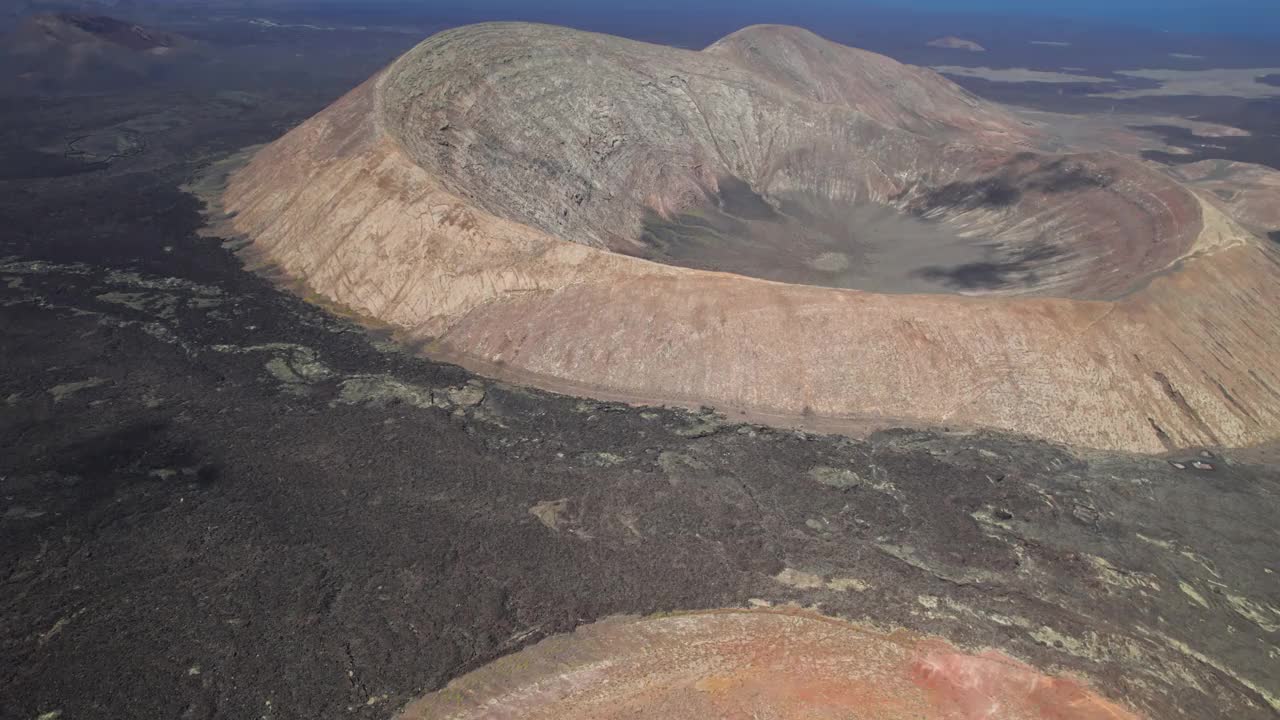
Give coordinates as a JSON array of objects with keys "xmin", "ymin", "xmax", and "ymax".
[
  {"xmin": 0, "ymin": 10, "xmax": 197, "ymax": 91},
  {"xmin": 50, "ymin": 12, "xmax": 178, "ymax": 50}
]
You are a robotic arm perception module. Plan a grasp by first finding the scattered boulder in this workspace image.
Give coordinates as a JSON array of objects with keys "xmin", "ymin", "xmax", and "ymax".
[
  {"xmin": 809, "ymin": 466, "xmax": 862, "ymax": 489},
  {"xmin": 529, "ymin": 499, "xmax": 571, "ymax": 531}
]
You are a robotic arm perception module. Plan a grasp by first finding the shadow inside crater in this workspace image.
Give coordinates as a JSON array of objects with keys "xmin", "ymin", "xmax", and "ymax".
[
  {"xmin": 909, "ymin": 158, "xmax": 1115, "ymax": 214},
  {"xmin": 913, "ymin": 241, "xmax": 1068, "ymax": 291}
]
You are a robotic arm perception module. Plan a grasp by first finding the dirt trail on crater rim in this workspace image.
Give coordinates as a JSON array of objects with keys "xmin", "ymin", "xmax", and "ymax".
[{"xmin": 221, "ymin": 22, "xmax": 1280, "ymax": 453}]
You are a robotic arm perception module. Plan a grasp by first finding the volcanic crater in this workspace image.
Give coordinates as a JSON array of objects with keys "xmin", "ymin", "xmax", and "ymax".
[
  {"xmin": 399, "ymin": 610, "xmax": 1140, "ymax": 720},
  {"xmin": 222, "ymin": 22, "xmax": 1280, "ymax": 452}
]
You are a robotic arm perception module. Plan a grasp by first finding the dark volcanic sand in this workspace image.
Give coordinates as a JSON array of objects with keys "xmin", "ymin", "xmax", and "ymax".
[{"xmin": 1, "ymin": 20, "xmax": 1278, "ymax": 720}]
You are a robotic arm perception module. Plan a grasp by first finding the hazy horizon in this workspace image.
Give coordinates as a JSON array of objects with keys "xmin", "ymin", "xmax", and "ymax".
[{"xmin": 285, "ymin": 0, "xmax": 1279, "ymax": 37}]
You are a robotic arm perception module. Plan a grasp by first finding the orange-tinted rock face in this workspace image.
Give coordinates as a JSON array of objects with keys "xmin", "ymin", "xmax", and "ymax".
[
  {"xmin": 397, "ymin": 610, "xmax": 1139, "ymax": 720},
  {"xmin": 222, "ymin": 22, "xmax": 1280, "ymax": 453},
  {"xmin": 912, "ymin": 645, "xmax": 1138, "ymax": 720}
]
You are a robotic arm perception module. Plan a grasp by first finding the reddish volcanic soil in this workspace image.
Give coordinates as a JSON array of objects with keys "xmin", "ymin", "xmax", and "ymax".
[{"xmin": 399, "ymin": 610, "xmax": 1139, "ymax": 720}]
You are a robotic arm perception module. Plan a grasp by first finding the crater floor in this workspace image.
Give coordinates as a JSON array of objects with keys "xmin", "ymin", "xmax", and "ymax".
[{"xmin": 633, "ymin": 179, "xmax": 1040, "ymax": 295}]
